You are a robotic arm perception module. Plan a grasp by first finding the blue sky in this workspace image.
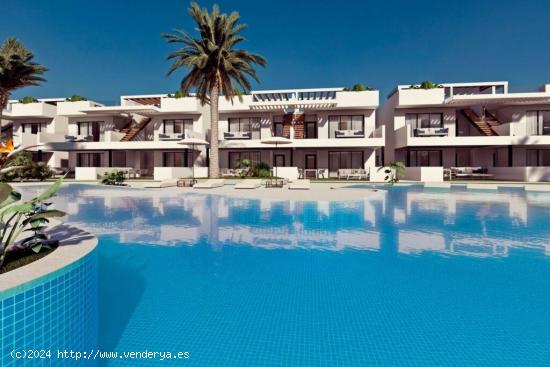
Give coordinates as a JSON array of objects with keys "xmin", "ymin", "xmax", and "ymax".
[{"xmin": 3, "ymin": 0, "xmax": 550, "ymax": 104}]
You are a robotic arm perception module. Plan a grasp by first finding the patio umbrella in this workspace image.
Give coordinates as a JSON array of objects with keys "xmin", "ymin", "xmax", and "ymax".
[
  {"xmin": 178, "ymin": 137, "xmax": 209, "ymax": 183},
  {"xmin": 261, "ymin": 136, "xmax": 291, "ymax": 179}
]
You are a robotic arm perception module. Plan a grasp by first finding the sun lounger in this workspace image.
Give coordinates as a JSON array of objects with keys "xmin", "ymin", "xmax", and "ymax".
[
  {"xmin": 144, "ymin": 179, "xmax": 178, "ymax": 188},
  {"xmin": 288, "ymin": 179, "xmax": 310, "ymax": 190},
  {"xmin": 234, "ymin": 179, "xmax": 263, "ymax": 189},
  {"xmin": 193, "ymin": 179, "xmax": 225, "ymax": 189}
]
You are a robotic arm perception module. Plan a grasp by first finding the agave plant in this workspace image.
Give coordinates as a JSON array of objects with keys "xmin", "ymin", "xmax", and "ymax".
[{"xmin": 0, "ymin": 139, "xmax": 65, "ymax": 269}]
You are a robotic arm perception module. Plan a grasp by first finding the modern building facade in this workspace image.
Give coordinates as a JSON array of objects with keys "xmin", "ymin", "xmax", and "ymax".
[
  {"xmin": 217, "ymin": 88, "xmax": 384, "ymax": 179},
  {"xmin": 3, "ymin": 81, "xmax": 550, "ymax": 182},
  {"xmin": 380, "ymin": 81, "xmax": 550, "ymax": 181}
]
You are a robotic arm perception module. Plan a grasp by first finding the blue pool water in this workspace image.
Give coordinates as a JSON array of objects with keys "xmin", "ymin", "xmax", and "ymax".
[{"xmin": 17, "ymin": 184, "xmax": 550, "ymax": 366}]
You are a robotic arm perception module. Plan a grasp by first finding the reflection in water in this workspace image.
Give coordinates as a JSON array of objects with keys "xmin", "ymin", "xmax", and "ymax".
[
  {"xmin": 15, "ymin": 184, "xmax": 550, "ymax": 367},
  {"xmin": 20, "ymin": 184, "xmax": 550, "ymax": 259}
]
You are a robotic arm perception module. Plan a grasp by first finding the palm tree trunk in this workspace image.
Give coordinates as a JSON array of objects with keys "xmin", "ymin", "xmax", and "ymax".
[
  {"xmin": 209, "ymin": 85, "xmax": 220, "ymax": 178},
  {"xmin": 0, "ymin": 92, "xmax": 6, "ymax": 143}
]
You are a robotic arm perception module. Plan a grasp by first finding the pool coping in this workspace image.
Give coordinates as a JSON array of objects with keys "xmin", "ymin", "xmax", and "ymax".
[{"xmin": 0, "ymin": 221, "xmax": 98, "ymax": 294}]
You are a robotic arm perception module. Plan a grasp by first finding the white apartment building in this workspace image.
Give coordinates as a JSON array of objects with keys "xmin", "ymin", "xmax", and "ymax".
[
  {"xmin": 41, "ymin": 94, "xmax": 211, "ymax": 180},
  {"xmin": 2, "ymin": 87, "xmax": 384, "ymax": 181},
  {"xmin": 380, "ymin": 81, "xmax": 550, "ymax": 181},
  {"xmin": 217, "ymin": 88, "xmax": 384, "ymax": 179},
  {"xmin": 2, "ymin": 98, "xmax": 70, "ymax": 167},
  {"xmin": 4, "ymin": 81, "xmax": 550, "ymax": 183}
]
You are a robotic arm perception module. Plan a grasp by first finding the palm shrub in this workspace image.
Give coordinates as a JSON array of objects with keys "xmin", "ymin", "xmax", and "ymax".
[
  {"xmin": 377, "ymin": 161, "xmax": 406, "ymax": 184},
  {"xmin": 164, "ymin": 2, "xmax": 266, "ymax": 178},
  {"xmin": 235, "ymin": 158, "xmax": 251, "ymax": 177},
  {"xmin": 0, "ymin": 38, "xmax": 47, "ymax": 141}
]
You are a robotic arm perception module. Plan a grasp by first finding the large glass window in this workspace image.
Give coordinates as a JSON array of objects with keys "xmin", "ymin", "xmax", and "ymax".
[
  {"xmin": 328, "ymin": 151, "xmax": 364, "ymax": 173},
  {"xmin": 406, "ymin": 113, "xmax": 443, "ymax": 129},
  {"xmin": 328, "ymin": 115, "xmax": 364, "ymax": 138},
  {"xmin": 526, "ymin": 149, "xmax": 550, "ymax": 166},
  {"xmin": 228, "ymin": 117, "xmax": 261, "ymax": 139},
  {"xmin": 526, "ymin": 111, "xmax": 550, "ymax": 135},
  {"xmin": 408, "ymin": 150, "xmax": 442, "ymax": 167},
  {"xmin": 163, "ymin": 119, "xmax": 193, "ymax": 137},
  {"xmin": 163, "ymin": 151, "xmax": 190, "ymax": 167},
  {"xmin": 77, "ymin": 153, "xmax": 101, "ymax": 167},
  {"xmin": 228, "ymin": 151, "xmax": 262, "ymax": 169},
  {"xmin": 21, "ymin": 122, "xmax": 45, "ymax": 134},
  {"xmin": 77, "ymin": 121, "xmax": 100, "ymax": 141}
]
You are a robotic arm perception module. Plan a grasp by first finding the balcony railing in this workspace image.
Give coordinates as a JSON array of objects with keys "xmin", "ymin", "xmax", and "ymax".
[
  {"xmin": 334, "ymin": 129, "xmax": 364, "ymax": 138},
  {"xmin": 158, "ymin": 133, "xmax": 184, "ymax": 140},
  {"xmin": 224, "ymin": 131, "xmax": 252, "ymax": 140},
  {"xmin": 412, "ymin": 127, "xmax": 449, "ymax": 137}
]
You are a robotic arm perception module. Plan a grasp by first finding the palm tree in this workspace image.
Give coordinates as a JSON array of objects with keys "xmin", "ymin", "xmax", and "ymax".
[
  {"xmin": 0, "ymin": 38, "xmax": 47, "ymax": 141},
  {"xmin": 163, "ymin": 2, "xmax": 266, "ymax": 178}
]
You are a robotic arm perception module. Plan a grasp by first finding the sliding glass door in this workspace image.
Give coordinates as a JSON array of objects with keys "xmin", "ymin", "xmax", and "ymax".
[{"xmin": 328, "ymin": 151, "xmax": 364, "ymax": 174}]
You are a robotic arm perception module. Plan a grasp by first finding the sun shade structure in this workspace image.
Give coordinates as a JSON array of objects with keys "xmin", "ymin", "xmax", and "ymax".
[
  {"xmin": 261, "ymin": 136, "xmax": 291, "ymax": 179},
  {"xmin": 178, "ymin": 137, "xmax": 209, "ymax": 183}
]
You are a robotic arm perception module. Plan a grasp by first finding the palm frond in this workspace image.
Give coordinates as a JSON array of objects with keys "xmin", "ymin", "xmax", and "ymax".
[{"xmin": 163, "ymin": 3, "xmax": 266, "ymax": 103}]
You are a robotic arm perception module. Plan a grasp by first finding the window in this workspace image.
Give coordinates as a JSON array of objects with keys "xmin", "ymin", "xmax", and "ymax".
[
  {"xmin": 21, "ymin": 123, "xmax": 45, "ymax": 134},
  {"xmin": 408, "ymin": 150, "xmax": 442, "ymax": 167},
  {"xmin": 526, "ymin": 111, "xmax": 550, "ymax": 136},
  {"xmin": 77, "ymin": 153, "xmax": 101, "ymax": 167},
  {"xmin": 274, "ymin": 154, "xmax": 286, "ymax": 167},
  {"xmin": 526, "ymin": 149, "xmax": 550, "ymax": 166},
  {"xmin": 328, "ymin": 115, "xmax": 364, "ymax": 138},
  {"xmin": 163, "ymin": 151, "xmax": 190, "ymax": 167},
  {"xmin": 228, "ymin": 117, "xmax": 261, "ymax": 139},
  {"xmin": 406, "ymin": 113, "xmax": 443, "ymax": 131},
  {"xmin": 163, "ymin": 119, "xmax": 193, "ymax": 137},
  {"xmin": 273, "ymin": 116, "xmax": 284, "ymax": 137},
  {"xmin": 304, "ymin": 115, "xmax": 317, "ymax": 139},
  {"xmin": 228, "ymin": 151, "xmax": 261, "ymax": 169},
  {"xmin": 328, "ymin": 151, "xmax": 364, "ymax": 173},
  {"xmin": 77, "ymin": 121, "xmax": 100, "ymax": 141}
]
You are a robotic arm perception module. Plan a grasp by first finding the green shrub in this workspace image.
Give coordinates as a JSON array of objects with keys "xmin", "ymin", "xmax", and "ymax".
[
  {"xmin": 0, "ymin": 152, "xmax": 53, "ymax": 182},
  {"xmin": 101, "ymin": 170, "xmax": 126, "ymax": 185},
  {"xmin": 19, "ymin": 96, "xmax": 38, "ymax": 104},
  {"xmin": 351, "ymin": 83, "xmax": 375, "ymax": 91},
  {"xmin": 251, "ymin": 162, "xmax": 271, "ymax": 177},
  {"xmin": 66, "ymin": 94, "xmax": 87, "ymax": 102},
  {"xmin": 419, "ymin": 81, "xmax": 439, "ymax": 89}
]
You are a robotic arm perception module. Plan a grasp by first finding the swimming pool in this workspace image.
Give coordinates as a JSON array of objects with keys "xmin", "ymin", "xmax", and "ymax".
[{"xmin": 16, "ymin": 184, "xmax": 550, "ymax": 366}]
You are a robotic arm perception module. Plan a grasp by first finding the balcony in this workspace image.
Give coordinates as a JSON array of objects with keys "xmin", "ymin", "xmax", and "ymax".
[
  {"xmin": 159, "ymin": 97, "xmax": 202, "ymax": 113},
  {"xmin": 397, "ymin": 88, "xmax": 446, "ymax": 107},
  {"xmin": 334, "ymin": 129, "xmax": 364, "ymax": 138},
  {"xmin": 412, "ymin": 127, "xmax": 449, "ymax": 137},
  {"xmin": 158, "ymin": 133, "xmax": 184, "ymax": 141},
  {"xmin": 224, "ymin": 131, "xmax": 252, "ymax": 140},
  {"xmin": 218, "ymin": 89, "xmax": 379, "ymax": 111},
  {"xmin": 56, "ymin": 101, "xmax": 102, "ymax": 116},
  {"xmin": 7, "ymin": 102, "xmax": 57, "ymax": 119}
]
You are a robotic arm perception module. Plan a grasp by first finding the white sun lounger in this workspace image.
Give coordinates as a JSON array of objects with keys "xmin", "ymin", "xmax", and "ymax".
[
  {"xmin": 193, "ymin": 179, "xmax": 225, "ymax": 189},
  {"xmin": 288, "ymin": 179, "xmax": 310, "ymax": 190},
  {"xmin": 234, "ymin": 179, "xmax": 263, "ymax": 189},
  {"xmin": 144, "ymin": 179, "xmax": 178, "ymax": 188}
]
